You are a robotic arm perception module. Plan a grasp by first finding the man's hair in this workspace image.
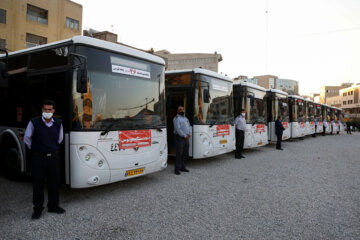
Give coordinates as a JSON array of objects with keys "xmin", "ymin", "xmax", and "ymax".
[{"xmin": 43, "ymin": 99, "xmax": 55, "ymax": 108}]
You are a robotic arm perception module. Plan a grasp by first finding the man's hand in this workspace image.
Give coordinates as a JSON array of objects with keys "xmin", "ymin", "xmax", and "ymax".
[{"xmin": 185, "ymin": 134, "xmax": 190, "ymax": 140}]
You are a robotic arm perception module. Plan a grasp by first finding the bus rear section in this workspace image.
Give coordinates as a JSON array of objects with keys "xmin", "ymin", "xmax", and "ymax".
[
  {"xmin": 267, "ymin": 89, "xmax": 290, "ymax": 141},
  {"xmin": 233, "ymin": 82, "xmax": 268, "ymax": 148},
  {"xmin": 289, "ymin": 95, "xmax": 306, "ymax": 138},
  {"xmin": 0, "ymin": 36, "xmax": 168, "ymax": 188},
  {"xmin": 166, "ymin": 68, "xmax": 235, "ymax": 159}
]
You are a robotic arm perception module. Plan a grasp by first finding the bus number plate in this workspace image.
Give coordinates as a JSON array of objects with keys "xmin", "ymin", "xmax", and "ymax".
[
  {"xmin": 220, "ymin": 139, "xmax": 227, "ymax": 144},
  {"xmin": 257, "ymin": 141, "xmax": 262, "ymax": 146},
  {"xmin": 125, "ymin": 168, "xmax": 144, "ymax": 177}
]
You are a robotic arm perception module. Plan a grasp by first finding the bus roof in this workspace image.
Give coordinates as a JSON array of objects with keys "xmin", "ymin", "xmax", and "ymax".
[
  {"xmin": 166, "ymin": 68, "xmax": 233, "ymax": 82},
  {"xmin": 2, "ymin": 36, "xmax": 165, "ymax": 65},
  {"xmin": 266, "ymin": 88, "xmax": 288, "ymax": 96},
  {"xmin": 288, "ymin": 95, "xmax": 305, "ymax": 100},
  {"xmin": 234, "ymin": 81, "xmax": 266, "ymax": 92}
]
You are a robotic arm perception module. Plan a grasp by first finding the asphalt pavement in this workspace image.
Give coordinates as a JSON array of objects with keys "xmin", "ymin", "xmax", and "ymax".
[{"xmin": 1, "ymin": 132, "xmax": 360, "ymax": 240}]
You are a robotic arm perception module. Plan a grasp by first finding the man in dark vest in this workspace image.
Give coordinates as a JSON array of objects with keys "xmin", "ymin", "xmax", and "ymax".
[
  {"xmin": 24, "ymin": 100, "xmax": 65, "ymax": 219},
  {"xmin": 275, "ymin": 116, "xmax": 285, "ymax": 150}
]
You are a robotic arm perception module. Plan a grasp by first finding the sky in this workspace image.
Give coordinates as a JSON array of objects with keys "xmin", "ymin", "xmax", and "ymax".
[{"xmin": 72, "ymin": 0, "xmax": 360, "ymax": 95}]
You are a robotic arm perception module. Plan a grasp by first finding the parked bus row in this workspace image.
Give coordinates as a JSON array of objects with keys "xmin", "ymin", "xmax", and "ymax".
[{"xmin": 0, "ymin": 36, "xmax": 344, "ymax": 189}]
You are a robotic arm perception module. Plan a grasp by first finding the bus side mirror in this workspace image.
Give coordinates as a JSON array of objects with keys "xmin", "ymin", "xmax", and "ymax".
[
  {"xmin": 247, "ymin": 95, "xmax": 254, "ymax": 106},
  {"xmin": 0, "ymin": 61, "xmax": 8, "ymax": 87},
  {"xmin": 204, "ymin": 89, "xmax": 210, "ymax": 103},
  {"xmin": 71, "ymin": 53, "xmax": 88, "ymax": 93},
  {"xmin": 76, "ymin": 67, "xmax": 88, "ymax": 93}
]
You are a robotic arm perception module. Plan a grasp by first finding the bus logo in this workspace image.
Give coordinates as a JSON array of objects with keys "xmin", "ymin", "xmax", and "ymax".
[
  {"xmin": 216, "ymin": 125, "xmax": 230, "ymax": 136},
  {"xmin": 118, "ymin": 130, "xmax": 151, "ymax": 149},
  {"xmin": 256, "ymin": 124, "xmax": 265, "ymax": 133}
]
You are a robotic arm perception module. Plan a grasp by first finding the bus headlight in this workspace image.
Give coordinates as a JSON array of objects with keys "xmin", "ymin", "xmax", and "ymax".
[{"xmin": 77, "ymin": 145, "xmax": 108, "ymax": 170}]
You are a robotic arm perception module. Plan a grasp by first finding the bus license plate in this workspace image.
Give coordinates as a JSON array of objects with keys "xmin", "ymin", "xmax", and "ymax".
[
  {"xmin": 220, "ymin": 139, "xmax": 227, "ymax": 144},
  {"xmin": 125, "ymin": 168, "xmax": 144, "ymax": 177},
  {"xmin": 257, "ymin": 141, "xmax": 262, "ymax": 146},
  {"xmin": 283, "ymin": 136, "xmax": 287, "ymax": 139}
]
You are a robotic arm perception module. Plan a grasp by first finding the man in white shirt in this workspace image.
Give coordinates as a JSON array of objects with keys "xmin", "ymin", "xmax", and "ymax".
[{"xmin": 234, "ymin": 110, "xmax": 246, "ymax": 159}]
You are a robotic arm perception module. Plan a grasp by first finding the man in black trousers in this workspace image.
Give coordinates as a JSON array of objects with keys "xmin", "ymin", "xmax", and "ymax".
[
  {"xmin": 24, "ymin": 100, "xmax": 65, "ymax": 219},
  {"xmin": 275, "ymin": 116, "xmax": 285, "ymax": 150}
]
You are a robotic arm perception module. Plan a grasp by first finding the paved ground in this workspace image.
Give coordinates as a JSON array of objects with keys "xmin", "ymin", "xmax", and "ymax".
[{"xmin": 1, "ymin": 132, "xmax": 360, "ymax": 240}]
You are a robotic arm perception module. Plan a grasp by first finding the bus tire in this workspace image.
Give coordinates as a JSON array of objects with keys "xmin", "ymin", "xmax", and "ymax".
[{"xmin": 4, "ymin": 148, "xmax": 22, "ymax": 180}]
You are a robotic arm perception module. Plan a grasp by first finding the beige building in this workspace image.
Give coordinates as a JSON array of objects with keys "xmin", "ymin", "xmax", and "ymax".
[
  {"xmin": 253, "ymin": 75, "xmax": 278, "ymax": 89},
  {"xmin": 319, "ymin": 86, "xmax": 343, "ymax": 104},
  {"xmin": 154, "ymin": 50, "xmax": 223, "ymax": 72},
  {"xmin": 327, "ymin": 84, "xmax": 360, "ymax": 118},
  {"xmin": 0, "ymin": 0, "xmax": 82, "ymax": 52}
]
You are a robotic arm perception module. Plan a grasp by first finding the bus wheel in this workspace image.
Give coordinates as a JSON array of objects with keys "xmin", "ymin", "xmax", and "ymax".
[{"xmin": 4, "ymin": 148, "xmax": 22, "ymax": 180}]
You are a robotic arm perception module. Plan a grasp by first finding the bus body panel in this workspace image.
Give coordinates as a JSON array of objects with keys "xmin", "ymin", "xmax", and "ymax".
[
  {"xmin": 268, "ymin": 121, "xmax": 291, "ymax": 141},
  {"xmin": 244, "ymin": 124, "xmax": 268, "ymax": 148},
  {"xmin": 69, "ymin": 129, "xmax": 167, "ymax": 188},
  {"xmin": 192, "ymin": 125, "xmax": 235, "ymax": 159},
  {"xmin": 291, "ymin": 122, "xmax": 306, "ymax": 138},
  {"xmin": 305, "ymin": 121, "xmax": 315, "ymax": 135}
]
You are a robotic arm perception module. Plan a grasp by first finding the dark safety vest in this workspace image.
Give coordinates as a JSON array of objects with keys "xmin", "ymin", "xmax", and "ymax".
[{"xmin": 30, "ymin": 117, "xmax": 62, "ymax": 153}]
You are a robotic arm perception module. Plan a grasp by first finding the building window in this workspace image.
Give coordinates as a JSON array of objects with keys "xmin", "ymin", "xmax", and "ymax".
[
  {"xmin": 27, "ymin": 4, "xmax": 48, "ymax": 25},
  {"xmin": 66, "ymin": 17, "xmax": 79, "ymax": 30},
  {"xmin": 0, "ymin": 38, "xmax": 6, "ymax": 49},
  {"xmin": 0, "ymin": 9, "xmax": 6, "ymax": 24},
  {"xmin": 26, "ymin": 33, "xmax": 47, "ymax": 48},
  {"xmin": 343, "ymin": 101, "xmax": 346, "ymax": 105}
]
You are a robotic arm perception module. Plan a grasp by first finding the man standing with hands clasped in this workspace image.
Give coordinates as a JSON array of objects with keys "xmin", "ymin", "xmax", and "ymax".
[
  {"xmin": 234, "ymin": 110, "xmax": 246, "ymax": 159},
  {"xmin": 173, "ymin": 106, "xmax": 191, "ymax": 175},
  {"xmin": 24, "ymin": 100, "xmax": 65, "ymax": 219},
  {"xmin": 275, "ymin": 116, "xmax": 285, "ymax": 150}
]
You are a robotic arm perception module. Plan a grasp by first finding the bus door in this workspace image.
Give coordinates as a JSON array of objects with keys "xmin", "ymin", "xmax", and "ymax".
[{"xmin": 166, "ymin": 87, "xmax": 191, "ymax": 156}]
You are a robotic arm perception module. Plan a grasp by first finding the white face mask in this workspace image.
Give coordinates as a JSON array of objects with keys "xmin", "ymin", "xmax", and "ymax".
[
  {"xmin": 241, "ymin": 113, "xmax": 245, "ymax": 117},
  {"xmin": 42, "ymin": 112, "xmax": 53, "ymax": 119}
]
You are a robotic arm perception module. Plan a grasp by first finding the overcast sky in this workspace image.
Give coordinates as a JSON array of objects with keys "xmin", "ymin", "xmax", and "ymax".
[{"xmin": 72, "ymin": 0, "xmax": 360, "ymax": 95}]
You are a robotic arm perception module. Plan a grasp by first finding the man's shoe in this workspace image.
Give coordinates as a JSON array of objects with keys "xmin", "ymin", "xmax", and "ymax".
[
  {"xmin": 48, "ymin": 206, "xmax": 66, "ymax": 214},
  {"xmin": 235, "ymin": 157, "xmax": 241, "ymax": 159},
  {"xmin": 32, "ymin": 210, "xmax": 42, "ymax": 220},
  {"xmin": 276, "ymin": 148, "xmax": 284, "ymax": 150},
  {"xmin": 240, "ymin": 155, "xmax": 245, "ymax": 158},
  {"xmin": 174, "ymin": 170, "xmax": 181, "ymax": 175},
  {"xmin": 180, "ymin": 168, "xmax": 189, "ymax": 172}
]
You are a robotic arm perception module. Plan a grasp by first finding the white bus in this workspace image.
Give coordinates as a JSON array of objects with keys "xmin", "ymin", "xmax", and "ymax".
[
  {"xmin": 165, "ymin": 68, "xmax": 235, "ymax": 159},
  {"xmin": 289, "ymin": 95, "xmax": 306, "ymax": 138},
  {"xmin": 266, "ymin": 89, "xmax": 291, "ymax": 141},
  {"xmin": 233, "ymin": 82, "xmax": 268, "ymax": 148},
  {"xmin": 0, "ymin": 36, "xmax": 168, "ymax": 188},
  {"xmin": 305, "ymin": 99, "xmax": 316, "ymax": 136},
  {"xmin": 333, "ymin": 107, "xmax": 344, "ymax": 133},
  {"xmin": 323, "ymin": 104, "xmax": 332, "ymax": 134},
  {"xmin": 315, "ymin": 103, "xmax": 324, "ymax": 134}
]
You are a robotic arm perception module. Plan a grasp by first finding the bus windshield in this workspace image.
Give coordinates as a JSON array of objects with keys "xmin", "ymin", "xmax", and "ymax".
[
  {"xmin": 307, "ymin": 103, "xmax": 315, "ymax": 121},
  {"xmin": 72, "ymin": 46, "xmax": 165, "ymax": 130},
  {"xmin": 275, "ymin": 94, "xmax": 289, "ymax": 122},
  {"xmin": 194, "ymin": 75, "xmax": 233, "ymax": 125},
  {"xmin": 247, "ymin": 88, "xmax": 267, "ymax": 124},
  {"xmin": 294, "ymin": 99, "xmax": 305, "ymax": 122}
]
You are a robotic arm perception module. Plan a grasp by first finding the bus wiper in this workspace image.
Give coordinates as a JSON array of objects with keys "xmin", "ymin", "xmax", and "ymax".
[
  {"xmin": 209, "ymin": 120, "xmax": 217, "ymax": 128},
  {"xmin": 153, "ymin": 124, "xmax": 164, "ymax": 132},
  {"xmin": 100, "ymin": 123, "xmax": 116, "ymax": 136}
]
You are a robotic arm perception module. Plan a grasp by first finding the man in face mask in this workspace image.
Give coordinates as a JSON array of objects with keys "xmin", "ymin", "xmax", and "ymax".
[
  {"xmin": 234, "ymin": 110, "xmax": 246, "ymax": 159},
  {"xmin": 173, "ymin": 106, "xmax": 191, "ymax": 175},
  {"xmin": 24, "ymin": 100, "xmax": 65, "ymax": 219}
]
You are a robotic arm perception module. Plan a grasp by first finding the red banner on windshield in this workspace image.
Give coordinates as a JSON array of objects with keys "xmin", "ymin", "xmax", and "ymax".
[
  {"xmin": 282, "ymin": 122, "xmax": 288, "ymax": 129},
  {"xmin": 118, "ymin": 130, "xmax": 151, "ymax": 149},
  {"xmin": 300, "ymin": 122, "xmax": 305, "ymax": 128},
  {"xmin": 217, "ymin": 125, "xmax": 230, "ymax": 136}
]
